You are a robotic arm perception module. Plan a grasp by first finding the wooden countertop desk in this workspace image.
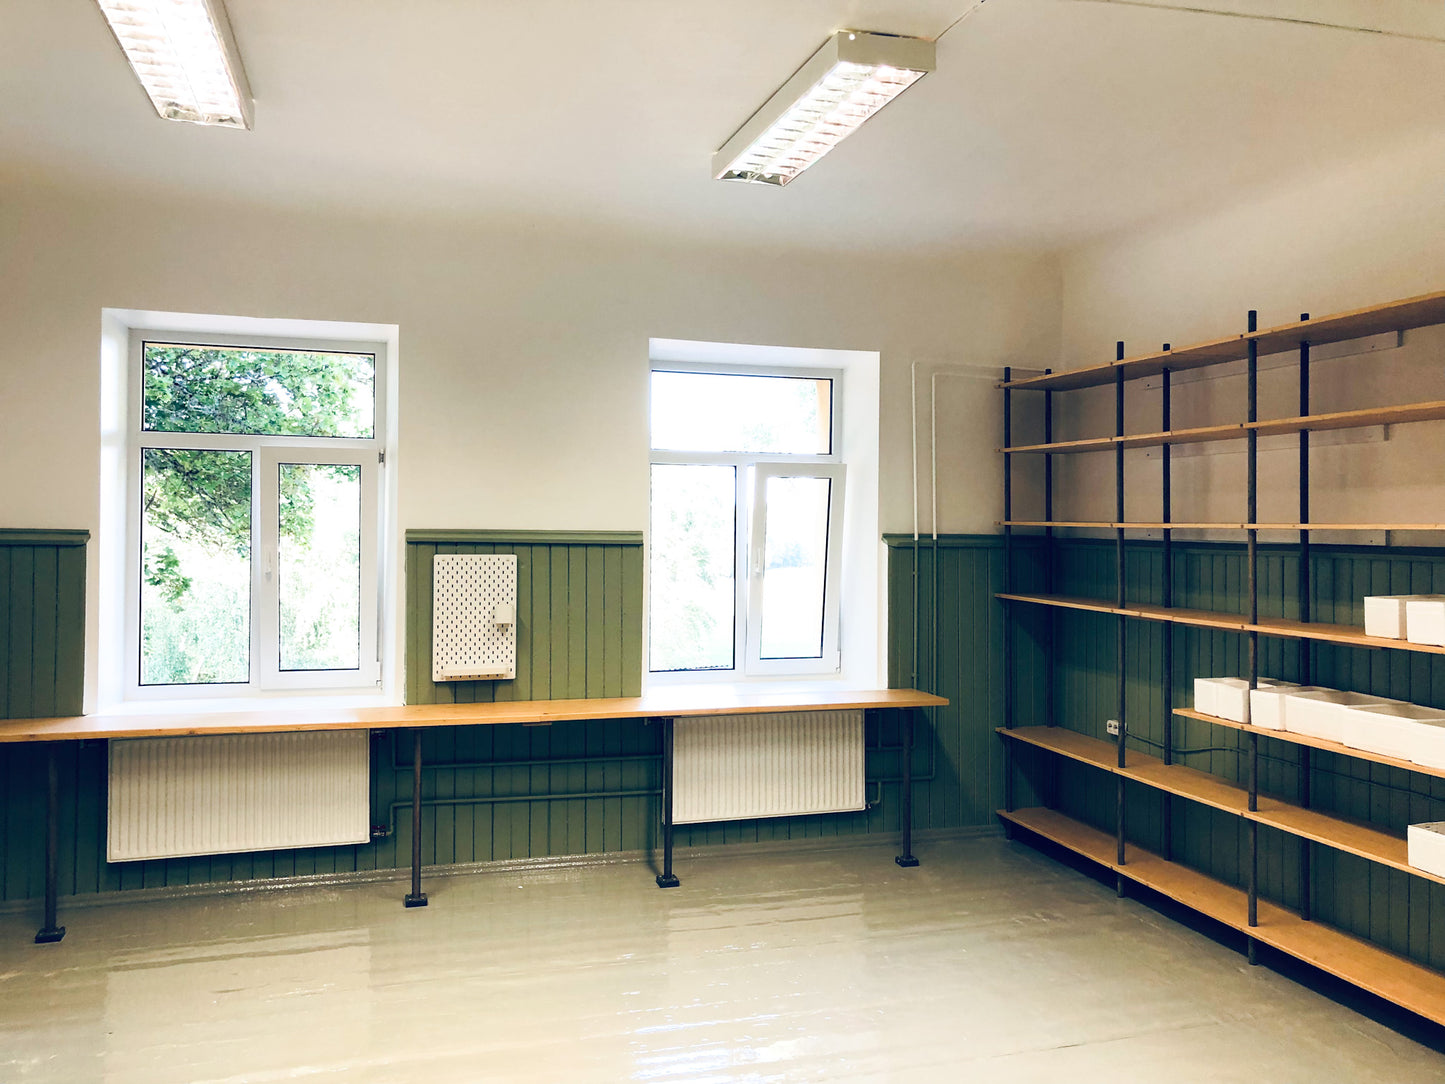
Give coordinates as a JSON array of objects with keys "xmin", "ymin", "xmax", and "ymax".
[{"xmin": 11, "ymin": 687, "xmax": 947, "ymax": 943}]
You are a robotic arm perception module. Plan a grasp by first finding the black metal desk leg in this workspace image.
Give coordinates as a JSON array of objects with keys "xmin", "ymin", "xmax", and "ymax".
[
  {"xmin": 896, "ymin": 709, "xmax": 919, "ymax": 868},
  {"xmin": 656, "ymin": 717, "xmax": 679, "ymax": 888},
  {"xmin": 404, "ymin": 729, "xmax": 428, "ymax": 908},
  {"xmin": 35, "ymin": 744, "xmax": 65, "ymax": 943}
]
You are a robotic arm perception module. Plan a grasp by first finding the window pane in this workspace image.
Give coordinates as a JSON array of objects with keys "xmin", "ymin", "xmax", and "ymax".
[
  {"xmin": 758, "ymin": 476, "xmax": 831, "ymax": 660},
  {"xmin": 141, "ymin": 448, "xmax": 251, "ymax": 685},
  {"xmin": 649, "ymin": 464, "xmax": 735, "ymax": 671},
  {"xmin": 651, "ymin": 371, "xmax": 831, "ymax": 454},
  {"xmin": 278, "ymin": 463, "xmax": 361, "ymax": 671},
  {"xmin": 143, "ymin": 343, "xmax": 375, "ymax": 438}
]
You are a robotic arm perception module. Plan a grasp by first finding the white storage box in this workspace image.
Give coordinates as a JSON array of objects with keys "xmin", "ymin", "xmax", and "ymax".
[
  {"xmin": 1194, "ymin": 677, "xmax": 1289, "ymax": 723},
  {"xmin": 1193, "ymin": 677, "xmax": 1219, "ymax": 718},
  {"xmin": 1406, "ymin": 598, "xmax": 1445, "ymax": 647},
  {"xmin": 1339, "ymin": 702, "xmax": 1445, "ymax": 760},
  {"xmin": 1209, "ymin": 678, "xmax": 1250, "ymax": 722},
  {"xmin": 1407, "ymin": 822, "xmax": 1445, "ymax": 879},
  {"xmin": 1364, "ymin": 595, "xmax": 1445, "ymax": 640},
  {"xmin": 1250, "ymin": 684, "xmax": 1322, "ymax": 731},
  {"xmin": 1283, "ymin": 689, "xmax": 1400, "ymax": 743},
  {"xmin": 1409, "ymin": 722, "xmax": 1445, "ymax": 771}
]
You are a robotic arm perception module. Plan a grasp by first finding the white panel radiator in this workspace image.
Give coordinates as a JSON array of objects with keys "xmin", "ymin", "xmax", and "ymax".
[
  {"xmin": 673, "ymin": 710, "xmax": 865, "ymax": 824},
  {"xmin": 107, "ymin": 732, "xmax": 371, "ymax": 862}
]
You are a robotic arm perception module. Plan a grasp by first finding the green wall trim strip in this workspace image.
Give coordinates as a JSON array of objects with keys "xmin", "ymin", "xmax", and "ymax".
[
  {"xmin": 882, "ymin": 533, "xmax": 1011, "ymax": 549},
  {"xmin": 0, "ymin": 530, "xmax": 90, "ymax": 547},
  {"xmin": 405, "ymin": 529, "xmax": 644, "ymax": 546}
]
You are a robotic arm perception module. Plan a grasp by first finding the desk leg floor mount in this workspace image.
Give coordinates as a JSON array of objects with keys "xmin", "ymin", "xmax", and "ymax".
[
  {"xmin": 37, "ymin": 745, "xmax": 65, "ymax": 942},
  {"xmin": 657, "ymin": 717, "xmax": 680, "ymax": 889},
  {"xmin": 895, "ymin": 708, "xmax": 920, "ymax": 869}
]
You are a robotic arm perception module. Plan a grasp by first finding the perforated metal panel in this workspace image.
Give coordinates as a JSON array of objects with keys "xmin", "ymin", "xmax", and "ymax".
[{"xmin": 432, "ymin": 554, "xmax": 518, "ymax": 680}]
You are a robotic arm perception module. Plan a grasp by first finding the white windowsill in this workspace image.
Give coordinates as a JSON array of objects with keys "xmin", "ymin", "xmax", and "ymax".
[
  {"xmin": 645, "ymin": 673, "xmax": 871, "ymax": 698},
  {"xmin": 103, "ymin": 690, "xmax": 398, "ymax": 716}
]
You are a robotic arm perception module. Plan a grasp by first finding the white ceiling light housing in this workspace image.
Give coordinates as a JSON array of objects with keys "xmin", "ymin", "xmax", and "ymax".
[
  {"xmin": 95, "ymin": 0, "xmax": 253, "ymax": 129},
  {"xmin": 713, "ymin": 30, "xmax": 935, "ymax": 187}
]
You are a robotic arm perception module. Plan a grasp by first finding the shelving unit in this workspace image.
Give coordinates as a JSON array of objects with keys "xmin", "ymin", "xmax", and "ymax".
[
  {"xmin": 998, "ymin": 288, "xmax": 1445, "ymax": 1028},
  {"xmin": 996, "ymin": 806, "xmax": 1445, "ymax": 1025},
  {"xmin": 1000, "ymin": 724, "xmax": 1445, "ymax": 888}
]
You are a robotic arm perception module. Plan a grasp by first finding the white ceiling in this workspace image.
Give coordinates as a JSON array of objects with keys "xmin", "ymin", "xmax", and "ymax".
[{"xmin": 3, "ymin": 0, "xmax": 1444, "ymax": 254}]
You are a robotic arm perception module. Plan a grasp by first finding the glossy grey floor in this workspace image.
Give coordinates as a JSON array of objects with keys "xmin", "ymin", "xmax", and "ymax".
[{"xmin": 2, "ymin": 835, "xmax": 1443, "ymax": 1083}]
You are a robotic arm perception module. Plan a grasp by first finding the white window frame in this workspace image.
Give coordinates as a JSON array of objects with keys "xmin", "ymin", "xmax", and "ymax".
[
  {"xmin": 648, "ymin": 362, "xmax": 845, "ymax": 682},
  {"xmin": 124, "ymin": 330, "xmax": 386, "ymax": 700},
  {"xmin": 746, "ymin": 462, "xmax": 846, "ymax": 676}
]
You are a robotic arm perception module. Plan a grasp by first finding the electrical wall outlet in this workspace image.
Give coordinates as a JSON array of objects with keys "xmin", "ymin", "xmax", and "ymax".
[{"xmin": 1106, "ymin": 719, "xmax": 1120, "ymax": 736}]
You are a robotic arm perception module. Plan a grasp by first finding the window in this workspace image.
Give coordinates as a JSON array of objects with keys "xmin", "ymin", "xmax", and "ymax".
[
  {"xmin": 649, "ymin": 365, "xmax": 845, "ymax": 678},
  {"xmin": 125, "ymin": 333, "xmax": 385, "ymax": 697}
]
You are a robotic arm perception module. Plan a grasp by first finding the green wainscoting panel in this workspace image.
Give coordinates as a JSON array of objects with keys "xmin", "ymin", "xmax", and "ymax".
[
  {"xmin": 2, "ymin": 525, "xmax": 971, "ymax": 905},
  {"xmin": 1008, "ymin": 536, "xmax": 1445, "ymax": 974},
  {"xmin": 0, "ymin": 529, "xmax": 88, "ymax": 903},
  {"xmin": 404, "ymin": 530, "xmax": 644, "ymax": 704},
  {"xmin": 0, "ymin": 529, "xmax": 87, "ymax": 719},
  {"xmin": 882, "ymin": 535, "xmax": 1049, "ymax": 830}
]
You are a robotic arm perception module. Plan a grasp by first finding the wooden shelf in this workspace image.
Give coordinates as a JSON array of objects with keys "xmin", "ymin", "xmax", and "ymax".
[
  {"xmin": 999, "ymin": 288, "xmax": 1445, "ymax": 393},
  {"xmin": 1001, "ymin": 399, "xmax": 1445, "ymax": 455},
  {"xmin": 1002, "ymin": 723, "xmax": 1122, "ymax": 772},
  {"xmin": 998, "ymin": 806, "xmax": 1445, "ymax": 1027},
  {"xmin": 1173, "ymin": 708, "xmax": 1445, "ymax": 781},
  {"xmin": 1000, "ymin": 726, "xmax": 1445, "ymax": 887},
  {"xmin": 999, "ymin": 521, "xmax": 1445, "ymax": 531},
  {"xmin": 996, "ymin": 592, "xmax": 1445, "ymax": 657},
  {"xmin": 1001, "ymin": 335, "xmax": 1247, "ymax": 392}
]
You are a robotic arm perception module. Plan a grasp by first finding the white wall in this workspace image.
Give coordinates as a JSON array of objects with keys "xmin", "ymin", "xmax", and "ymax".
[
  {"xmin": 0, "ymin": 180, "xmax": 1059, "ymax": 708},
  {"xmin": 1051, "ymin": 131, "xmax": 1445, "ymax": 536}
]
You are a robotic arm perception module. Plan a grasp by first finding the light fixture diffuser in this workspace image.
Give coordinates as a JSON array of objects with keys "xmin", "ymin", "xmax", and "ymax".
[
  {"xmin": 713, "ymin": 31, "xmax": 935, "ymax": 187},
  {"xmin": 95, "ymin": 0, "xmax": 253, "ymax": 129}
]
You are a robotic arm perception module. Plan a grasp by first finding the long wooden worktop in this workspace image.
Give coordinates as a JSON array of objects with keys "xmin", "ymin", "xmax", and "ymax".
[
  {"xmin": 9, "ymin": 686, "xmax": 948, "ymax": 942},
  {"xmin": 0, "ymin": 687, "xmax": 947, "ymax": 742}
]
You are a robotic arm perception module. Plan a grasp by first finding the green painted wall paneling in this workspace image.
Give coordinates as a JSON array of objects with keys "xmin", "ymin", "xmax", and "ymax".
[
  {"xmin": 0, "ymin": 528, "xmax": 936, "ymax": 903},
  {"xmin": 0, "ymin": 529, "xmax": 88, "ymax": 719},
  {"xmin": 403, "ymin": 529, "xmax": 646, "ymax": 704},
  {"xmin": 1007, "ymin": 536, "xmax": 1445, "ymax": 974},
  {"xmin": 0, "ymin": 529, "xmax": 88, "ymax": 904},
  {"xmin": 883, "ymin": 535, "xmax": 1050, "ymax": 829},
  {"xmin": 0, "ymin": 530, "xmax": 657, "ymax": 903}
]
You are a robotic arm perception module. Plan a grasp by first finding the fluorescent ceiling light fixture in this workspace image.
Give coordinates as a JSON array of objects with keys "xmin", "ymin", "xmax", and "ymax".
[
  {"xmin": 95, "ymin": 0, "xmax": 253, "ymax": 128},
  {"xmin": 714, "ymin": 30, "xmax": 935, "ymax": 187}
]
